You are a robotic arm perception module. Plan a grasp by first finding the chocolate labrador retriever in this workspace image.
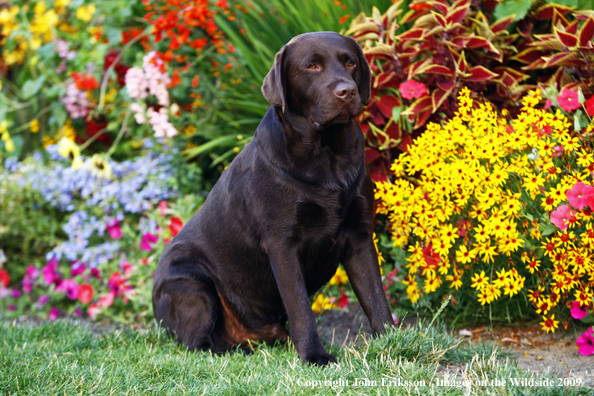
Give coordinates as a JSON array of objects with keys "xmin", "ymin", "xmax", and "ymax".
[{"xmin": 152, "ymin": 31, "xmax": 393, "ymax": 365}]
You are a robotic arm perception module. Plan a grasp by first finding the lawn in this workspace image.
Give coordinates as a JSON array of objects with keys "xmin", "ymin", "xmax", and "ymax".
[{"xmin": 0, "ymin": 318, "xmax": 590, "ymax": 395}]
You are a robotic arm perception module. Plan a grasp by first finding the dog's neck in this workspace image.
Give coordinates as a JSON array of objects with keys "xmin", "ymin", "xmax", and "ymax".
[{"xmin": 255, "ymin": 106, "xmax": 365, "ymax": 190}]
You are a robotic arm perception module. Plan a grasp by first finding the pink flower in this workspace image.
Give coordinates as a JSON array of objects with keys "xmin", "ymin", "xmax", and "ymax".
[
  {"xmin": 168, "ymin": 217, "xmax": 183, "ymax": 238},
  {"xmin": 571, "ymin": 301, "xmax": 588, "ymax": 320},
  {"xmin": 49, "ymin": 307, "xmax": 60, "ymax": 321},
  {"xmin": 70, "ymin": 261, "xmax": 86, "ymax": 277},
  {"xmin": 158, "ymin": 201, "xmax": 169, "ymax": 216},
  {"xmin": 586, "ymin": 95, "xmax": 594, "ymax": 117},
  {"xmin": 90, "ymin": 268, "xmax": 101, "ymax": 279},
  {"xmin": 88, "ymin": 303, "xmax": 99, "ymax": 319},
  {"xmin": 567, "ymin": 182, "xmax": 594, "ymax": 210},
  {"xmin": 552, "ymin": 144, "xmax": 564, "ymax": 157},
  {"xmin": 38, "ymin": 295, "xmax": 50, "ymax": 308},
  {"xmin": 42, "ymin": 259, "xmax": 61, "ymax": 285},
  {"xmin": 108, "ymin": 272, "xmax": 128, "ymax": 296},
  {"xmin": 544, "ymin": 98, "xmax": 553, "ymax": 110},
  {"xmin": 399, "ymin": 80, "xmax": 427, "ymax": 100},
  {"xmin": 557, "ymin": 89, "xmax": 581, "ymax": 112},
  {"xmin": 106, "ymin": 219, "xmax": 122, "ymax": 239},
  {"xmin": 550, "ymin": 205, "xmax": 576, "ymax": 231},
  {"xmin": 576, "ymin": 327, "xmax": 594, "ymax": 356},
  {"xmin": 59, "ymin": 279, "xmax": 79, "ymax": 300},
  {"xmin": 97, "ymin": 292, "xmax": 114, "ymax": 308},
  {"xmin": 141, "ymin": 232, "xmax": 159, "ymax": 251},
  {"xmin": 10, "ymin": 289, "xmax": 22, "ymax": 298}
]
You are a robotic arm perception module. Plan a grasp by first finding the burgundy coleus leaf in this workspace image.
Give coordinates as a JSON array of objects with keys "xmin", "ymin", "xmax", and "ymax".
[
  {"xmin": 397, "ymin": 134, "xmax": 413, "ymax": 152},
  {"xmin": 403, "ymin": 95, "xmax": 432, "ymax": 115},
  {"xmin": 493, "ymin": 67, "xmax": 528, "ymax": 83},
  {"xmin": 376, "ymin": 95, "xmax": 402, "ymax": 118},
  {"xmin": 436, "ymin": 79, "xmax": 454, "ymax": 91},
  {"xmin": 490, "ymin": 15, "xmax": 515, "ymax": 34},
  {"xmin": 386, "ymin": 120, "xmax": 401, "ymax": 140},
  {"xmin": 579, "ymin": 16, "xmax": 594, "ymax": 47},
  {"xmin": 370, "ymin": 110, "xmax": 387, "ymax": 127},
  {"xmin": 414, "ymin": 64, "xmax": 454, "ymax": 78},
  {"xmin": 465, "ymin": 37, "xmax": 500, "ymax": 54},
  {"xmin": 432, "ymin": 0, "xmax": 448, "ymax": 15},
  {"xmin": 512, "ymin": 48, "xmax": 547, "ymax": 64},
  {"xmin": 446, "ymin": 5, "xmax": 468, "ymax": 25},
  {"xmin": 406, "ymin": 58, "xmax": 432, "ymax": 79},
  {"xmin": 431, "ymin": 87, "xmax": 453, "ymax": 113},
  {"xmin": 374, "ymin": 71, "xmax": 399, "ymax": 89},
  {"xmin": 543, "ymin": 52, "xmax": 580, "ymax": 68},
  {"xmin": 529, "ymin": 35, "xmax": 565, "ymax": 51},
  {"xmin": 566, "ymin": 20, "xmax": 580, "ymax": 35},
  {"xmin": 517, "ymin": 19, "xmax": 535, "ymax": 38},
  {"xmin": 465, "ymin": 65, "xmax": 498, "ymax": 82},
  {"xmin": 555, "ymin": 28, "xmax": 578, "ymax": 47},
  {"xmin": 448, "ymin": 36, "xmax": 465, "ymax": 48},
  {"xmin": 535, "ymin": 3, "xmax": 573, "ymax": 20},
  {"xmin": 496, "ymin": 71, "xmax": 517, "ymax": 87},
  {"xmin": 397, "ymin": 28, "xmax": 426, "ymax": 40},
  {"xmin": 454, "ymin": 51, "xmax": 468, "ymax": 73},
  {"xmin": 414, "ymin": 109, "xmax": 432, "ymax": 129},
  {"xmin": 365, "ymin": 147, "xmax": 381, "ymax": 164},
  {"xmin": 433, "ymin": 12, "xmax": 447, "ymax": 28},
  {"xmin": 368, "ymin": 160, "xmax": 388, "ymax": 182},
  {"xmin": 522, "ymin": 58, "xmax": 546, "ymax": 70}
]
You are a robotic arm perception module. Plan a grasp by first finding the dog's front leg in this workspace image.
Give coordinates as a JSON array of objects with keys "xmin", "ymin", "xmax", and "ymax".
[
  {"xmin": 268, "ymin": 246, "xmax": 337, "ymax": 366},
  {"xmin": 343, "ymin": 235, "xmax": 393, "ymax": 335}
]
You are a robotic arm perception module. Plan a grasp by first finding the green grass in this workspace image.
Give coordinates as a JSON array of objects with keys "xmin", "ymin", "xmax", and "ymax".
[{"xmin": 0, "ymin": 319, "xmax": 590, "ymax": 395}]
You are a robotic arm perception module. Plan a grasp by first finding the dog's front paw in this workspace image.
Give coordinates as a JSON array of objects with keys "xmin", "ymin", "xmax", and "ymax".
[{"xmin": 302, "ymin": 350, "xmax": 337, "ymax": 366}]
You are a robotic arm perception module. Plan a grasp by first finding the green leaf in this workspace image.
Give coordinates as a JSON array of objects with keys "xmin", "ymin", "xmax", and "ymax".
[
  {"xmin": 392, "ymin": 106, "xmax": 404, "ymax": 122},
  {"xmin": 548, "ymin": 0, "xmax": 578, "ymax": 7},
  {"xmin": 581, "ymin": 314, "xmax": 594, "ymax": 324},
  {"xmin": 494, "ymin": 0, "xmax": 532, "ymax": 21},
  {"xmin": 540, "ymin": 223, "xmax": 557, "ymax": 237},
  {"xmin": 22, "ymin": 76, "xmax": 46, "ymax": 99},
  {"xmin": 106, "ymin": 28, "xmax": 123, "ymax": 45}
]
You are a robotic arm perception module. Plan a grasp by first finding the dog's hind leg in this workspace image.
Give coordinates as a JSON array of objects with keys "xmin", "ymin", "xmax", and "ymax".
[{"xmin": 154, "ymin": 275, "xmax": 233, "ymax": 353}]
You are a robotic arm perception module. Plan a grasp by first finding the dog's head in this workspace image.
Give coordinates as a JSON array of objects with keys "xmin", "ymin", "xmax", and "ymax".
[{"xmin": 261, "ymin": 32, "xmax": 371, "ymax": 131}]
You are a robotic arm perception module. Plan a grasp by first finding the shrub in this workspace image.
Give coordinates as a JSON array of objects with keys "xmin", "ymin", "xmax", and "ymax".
[{"xmin": 374, "ymin": 87, "xmax": 594, "ymax": 331}]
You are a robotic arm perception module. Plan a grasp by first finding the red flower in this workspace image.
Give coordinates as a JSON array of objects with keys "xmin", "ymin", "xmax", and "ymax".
[
  {"xmin": 557, "ymin": 89, "xmax": 580, "ymax": 112},
  {"xmin": 169, "ymin": 68, "xmax": 181, "ymax": 88},
  {"xmin": 586, "ymin": 95, "xmax": 594, "ymax": 117},
  {"xmin": 192, "ymin": 75, "xmax": 199, "ymax": 88},
  {"xmin": 338, "ymin": 293, "xmax": 348, "ymax": 308},
  {"xmin": 78, "ymin": 284, "xmax": 94, "ymax": 304},
  {"xmin": 71, "ymin": 72, "xmax": 99, "ymax": 91},
  {"xmin": 399, "ymin": 80, "xmax": 427, "ymax": 100},
  {"xmin": 169, "ymin": 217, "xmax": 184, "ymax": 238},
  {"xmin": 0, "ymin": 269, "xmax": 9, "ymax": 287}
]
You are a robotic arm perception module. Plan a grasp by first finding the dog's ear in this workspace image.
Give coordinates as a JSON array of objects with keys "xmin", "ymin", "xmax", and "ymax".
[
  {"xmin": 345, "ymin": 36, "xmax": 371, "ymax": 106},
  {"xmin": 261, "ymin": 45, "xmax": 287, "ymax": 114}
]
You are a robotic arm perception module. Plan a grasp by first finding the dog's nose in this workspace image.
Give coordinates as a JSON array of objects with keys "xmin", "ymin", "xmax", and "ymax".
[{"xmin": 334, "ymin": 82, "xmax": 357, "ymax": 100}]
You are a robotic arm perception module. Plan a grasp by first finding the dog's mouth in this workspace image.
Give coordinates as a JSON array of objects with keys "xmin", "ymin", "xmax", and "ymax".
[{"xmin": 311, "ymin": 106, "xmax": 355, "ymax": 131}]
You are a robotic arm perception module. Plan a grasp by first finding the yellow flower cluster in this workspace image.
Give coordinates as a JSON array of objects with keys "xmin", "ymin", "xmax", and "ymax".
[
  {"xmin": 0, "ymin": 0, "xmax": 72, "ymax": 66},
  {"xmin": 375, "ymin": 88, "xmax": 594, "ymax": 333}
]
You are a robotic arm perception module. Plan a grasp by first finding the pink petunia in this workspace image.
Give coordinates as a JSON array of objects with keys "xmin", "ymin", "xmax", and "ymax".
[
  {"xmin": 544, "ymin": 98, "xmax": 553, "ymax": 110},
  {"xmin": 59, "ymin": 279, "xmax": 79, "ymax": 300},
  {"xmin": 70, "ymin": 261, "xmax": 87, "ymax": 277},
  {"xmin": 97, "ymin": 292, "xmax": 114, "ymax": 308},
  {"xmin": 550, "ymin": 205, "xmax": 576, "ymax": 231},
  {"xmin": 42, "ymin": 259, "xmax": 61, "ymax": 285},
  {"xmin": 106, "ymin": 219, "xmax": 122, "ymax": 239},
  {"xmin": 88, "ymin": 303, "xmax": 99, "ymax": 319},
  {"xmin": 141, "ymin": 232, "xmax": 159, "ymax": 251},
  {"xmin": 557, "ymin": 89, "xmax": 581, "ymax": 112},
  {"xmin": 566, "ymin": 182, "xmax": 594, "ymax": 210},
  {"xmin": 571, "ymin": 301, "xmax": 588, "ymax": 320},
  {"xmin": 576, "ymin": 327, "xmax": 594, "ymax": 356},
  {"xmin": 399, "ymin": 80, "xmax": 427, "ymax": 100},
  {"xmin": 49, "ymin": 307, "xmax": 60, "ymax": 321},
  {"xmin": 158, "ymin": 201, "xmax": 169, "ymax": 216}
]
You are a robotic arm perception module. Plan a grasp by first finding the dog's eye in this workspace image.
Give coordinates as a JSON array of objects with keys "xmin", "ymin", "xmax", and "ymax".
[
  {"xmin": 307, "ymin": 63, "xmax": 318, "ymax": 70},
  {"xmin": 347, "ymin": 60, "xmax": 356, "ymax": 68}
]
